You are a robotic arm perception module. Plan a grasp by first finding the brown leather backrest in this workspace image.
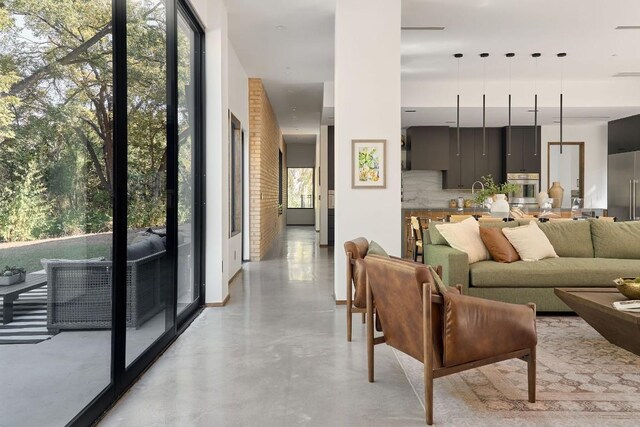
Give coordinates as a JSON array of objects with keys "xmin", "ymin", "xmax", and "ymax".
[
  {"xmin": 364, "ymin": 255, "xmax": 445, "ymax": 365},
  {"xmin": 344, "ymin": 238, "xmax": 369, "ymax": 260}
]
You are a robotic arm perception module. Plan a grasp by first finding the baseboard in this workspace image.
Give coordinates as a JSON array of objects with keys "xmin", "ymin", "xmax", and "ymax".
[
  {"xmin": 228, "ymin": 268, "xmax": 242, "ymax": 285},
  {"xmin": 335, "ymin": 300, "xmax": 347, "ymax": 305},
  {"xmin": 206, "ymin": 293, "xmax": 230, "ymax": 307}
]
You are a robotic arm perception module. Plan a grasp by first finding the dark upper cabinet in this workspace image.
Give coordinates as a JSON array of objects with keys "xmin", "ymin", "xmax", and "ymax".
[
  {"xmin": 503, "ymin": 126, "xmax": 541, "ymax": 174},
  {"xmin": 406, "ymin": 126, "xmax": 450, "ymax": 170},
  {"xmin": 474, "ymin": 128, "xmax": 503, "ymax": 182},
  {"xmin": 443, "ymin": 127, "xmax": 503, "ymax": 189},
  {"xmin": 609, "ymin": 115, "xmax": 640, "ymax": 154}
]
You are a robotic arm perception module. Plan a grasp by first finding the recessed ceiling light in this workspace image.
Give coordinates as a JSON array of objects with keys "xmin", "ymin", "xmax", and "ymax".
[
  {"xmin": 613, "ymin": 72, "xmax": 640, "ymax": 77},
  {"xmin": 276, "ymin": 25, "xmax": 287, "ymax": 30},
  {"xmin": 615, "ymin": 25, "xmax": 640, "ymax": 30},
  {"xmin": 405, "ymin": 109, "xmax": 417, "ymax": 113},
  {"xmin": 292, "ymin": 108, "xmax": 296, "ymax": 111},
  {"xmin": 401, "ymin": 26, "xmax": 445, "ymax": 31}
]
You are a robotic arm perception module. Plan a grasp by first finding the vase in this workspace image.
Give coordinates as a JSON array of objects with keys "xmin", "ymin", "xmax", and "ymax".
[
  {"xmin": 490, "ymin": 194, "xmax": 510, "ymax": 218},
  {"xmin": 536, "ymin": 191, "xmax": 549, "ymax": 208},
  {"xmin": 548, "ymin": 182, "xmax": 564, "ymax": 208}
]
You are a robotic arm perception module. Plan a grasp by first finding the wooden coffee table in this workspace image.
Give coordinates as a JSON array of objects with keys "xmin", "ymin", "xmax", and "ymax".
[
  {"xmin": 0, "ymin": 273, "xmax": 47, "ymax": 324},
  {"xmin": 555, "ymin": 288, "xmax": 640, "ymax": 356}
]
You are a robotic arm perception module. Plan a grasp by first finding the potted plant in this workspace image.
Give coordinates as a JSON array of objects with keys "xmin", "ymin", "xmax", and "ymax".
[
  {"xmin": 472, "ymin": 175, "xmax": 520, "ymax": 208},
  {"xmin": 0, "ymin": 266, "xmax": 27, "ymax": 286}
]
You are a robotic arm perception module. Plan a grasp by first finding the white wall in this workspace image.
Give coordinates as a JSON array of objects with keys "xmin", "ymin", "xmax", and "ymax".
[
  {"xmin": 319, "ymin": 126, "xmax": 328, "ymax": 245},
  {"xmin": 334, "ymin": 0, "xmax": 401, "ymax": 301},
  {"xmin": 315, "ymin": 135, "xmax": 320, "ymax": 231},
  {"xmin": 190, "ymin": 0, "xmax": 232, "ymax": 304},
  {"xmin": 541, "ymin": 124, "xmax": 608, "ymax": 209},
  {"xmin": 228, "ymin": 44, "xmax": 248, "ymax": 274}
]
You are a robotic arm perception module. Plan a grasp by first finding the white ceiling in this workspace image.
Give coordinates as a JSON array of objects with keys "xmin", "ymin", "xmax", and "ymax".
[{"xmin": 226, "ymin": 0, "xmax": 640, "ymax": 136}]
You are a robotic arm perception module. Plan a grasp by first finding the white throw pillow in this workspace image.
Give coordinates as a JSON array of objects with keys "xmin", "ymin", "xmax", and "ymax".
[
  {"xmin": 501, "ymin": 221, "xmax": 558, "ymax": 261},
  {"xmin": 435, "ymin": 217, "xmax": 490, "ymax": 264}
]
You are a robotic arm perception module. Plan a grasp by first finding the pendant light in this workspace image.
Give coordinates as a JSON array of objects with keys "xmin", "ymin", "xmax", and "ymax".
[
  {"xmin": 557, "ymin": 52, "xmax": 567, "ymax": 154},
  {"xmin": 454, "ymin": 53, "xmax": 463, "ymax": 156},
  {"xmin": 532, "ymin": 53, "xmax": 541, "ymax": 156},
  {"xmin": 506, "ymin": 53, "xmax": 515, "ymax": 156},
  {"xmin": 480, "ymin": 53, "xmax": 489, "ymax": 156}
]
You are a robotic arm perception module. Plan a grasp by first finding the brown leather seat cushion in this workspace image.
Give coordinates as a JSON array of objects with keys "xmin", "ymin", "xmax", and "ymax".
[
  {"xmin": 442, "ymin": 292, "xmax": 536, "ymax": 367},
  {"xmin": 479, "ymin": 226, "xmax": 520, "ymax": 263}
]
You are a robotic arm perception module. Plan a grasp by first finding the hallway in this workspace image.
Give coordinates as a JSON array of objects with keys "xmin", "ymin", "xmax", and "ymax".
[{"xmin": 99, "ymin": 227, "xmax": 424, "ymax": 426}]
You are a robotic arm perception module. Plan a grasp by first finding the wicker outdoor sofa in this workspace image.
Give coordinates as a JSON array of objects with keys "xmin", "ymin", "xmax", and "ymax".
[{"xmin": 45, "ymin": 234, "xmax": 168, "ymax": 333}]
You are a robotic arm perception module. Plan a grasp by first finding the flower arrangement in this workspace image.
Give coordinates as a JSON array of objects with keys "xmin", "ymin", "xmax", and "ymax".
[{"xmin": 472, "ymin": 175, "xmax": 520, "ymax": 207}]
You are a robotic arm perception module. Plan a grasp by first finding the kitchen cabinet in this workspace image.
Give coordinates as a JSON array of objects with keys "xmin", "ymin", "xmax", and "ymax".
[
  {"xmin": 503, "ymin": 126, "xmax": 541, "ymax": 174},
  {"xmin": 609, "ymin": 115, "xmax": 640, "ymax": 154},
  {"xmin": 443, "ymin": 127, "xmax": 503, "ymax": 189},
  {"xmin": 406, "ymin": 126, "xmax": 450, "ymax": 170}
]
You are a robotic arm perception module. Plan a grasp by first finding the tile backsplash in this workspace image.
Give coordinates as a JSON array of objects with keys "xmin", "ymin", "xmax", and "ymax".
[{"xmin": 402, "ymin": 170, "xmax": 471, "ymax": 208}]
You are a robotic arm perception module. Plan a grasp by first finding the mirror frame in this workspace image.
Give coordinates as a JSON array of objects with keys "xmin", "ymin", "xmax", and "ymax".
[{"xmin": 547, "ymin": 141, "xmax": 585, "ymax": 202}]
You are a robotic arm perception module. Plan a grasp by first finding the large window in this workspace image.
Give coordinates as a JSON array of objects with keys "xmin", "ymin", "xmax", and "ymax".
[{"xmin": 287, "ymin": 168, "xmax": 314, "ymax": 209}]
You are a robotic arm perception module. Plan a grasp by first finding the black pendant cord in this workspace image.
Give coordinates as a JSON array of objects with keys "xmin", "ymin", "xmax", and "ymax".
[
  {"xmin": 558, "ymin": 52, "xmax": 566, "ymax": 155},
  {"xmin": 506, "ymin": 53, "xmax": 514, "ymax": 156},
  {"xmin": 480, "ymin": 52, "xmax": 488, "ymax": 157},
  {"xmin": 508, "ymin": 94, "xmax": 512, "ymax": 156},
  {"xmin": 483, "ymin": 94, "xmax": 486, "ymax": 156},
  {"xmin": 532, "ymin": 53, "xmax": 540, "ymax": 157},
  {"xmin": 457, "ymin": 94, "xmax": 460, "ymax": 156},
  {"xmin": 455, "ymin": 53, "xmax": 463, "ymax": 157},
  {"xmin": 534, "ymin": 94, "xmax": 538, "ymax": 156}
]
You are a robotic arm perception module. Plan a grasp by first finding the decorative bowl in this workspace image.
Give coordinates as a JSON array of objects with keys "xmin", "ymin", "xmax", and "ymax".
[{"xmin": 614, "ymin": 278, "xmax": 640, "ymax": 299}]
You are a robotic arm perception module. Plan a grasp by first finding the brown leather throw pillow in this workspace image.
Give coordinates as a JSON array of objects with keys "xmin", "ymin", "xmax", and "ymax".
[{"xmin": 479, "ymin": 226, "xmax": 520, "ymax": 263}]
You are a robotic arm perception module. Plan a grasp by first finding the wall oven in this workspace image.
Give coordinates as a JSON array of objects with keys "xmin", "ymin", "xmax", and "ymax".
[{"xmin": 507, "ymin": 173, "xmax": 539, "ymax": 205}]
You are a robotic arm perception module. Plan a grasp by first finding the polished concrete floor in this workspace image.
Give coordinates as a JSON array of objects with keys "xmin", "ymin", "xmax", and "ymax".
[{"xmin": 99, "ymin": 226, "xmax": 425, "ymax": 426}]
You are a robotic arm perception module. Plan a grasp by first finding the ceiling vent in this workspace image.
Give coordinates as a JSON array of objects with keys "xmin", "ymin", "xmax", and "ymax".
[
  {"xmin": 401, "ymin": 26, "xmax": 445, "ymax": 31},
  {"xmin": 615, "ymin": 26, "xmax": 640, "ymax": 30},
  {"xmin": 613, "ymin": 72, "xmax": 640, "ymax": 77}
]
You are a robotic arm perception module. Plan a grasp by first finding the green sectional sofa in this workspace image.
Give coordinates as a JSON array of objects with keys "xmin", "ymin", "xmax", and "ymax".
[{"xmin": 424, "ymin": 219, "xmax": 640, "ymax": 311}]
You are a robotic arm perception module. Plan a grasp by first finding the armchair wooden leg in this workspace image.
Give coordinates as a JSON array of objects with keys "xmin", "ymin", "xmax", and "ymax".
[
  {"xmin": 425, "ymin": 367, "xmax": 433, "ymax": 425},
  {"xmin": 347, "ymin": 304, "xmax": 352, "ymax": 342},
  {"xmin": 528, "ymin": 346, "xmax": 536, "ymax": 403},
  {"xmin": 366, "ymin": 277, "xmax": 374, "ymax": 383}
]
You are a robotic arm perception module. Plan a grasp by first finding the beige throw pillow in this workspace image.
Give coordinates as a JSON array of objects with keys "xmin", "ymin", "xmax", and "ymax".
[
  {"xmin": 435, "ymin": 217, "xmax": 490, "ymax": 264},
  {"xmin": 502, "ymin": 221, "xmax": 558, "ymax": 261}
]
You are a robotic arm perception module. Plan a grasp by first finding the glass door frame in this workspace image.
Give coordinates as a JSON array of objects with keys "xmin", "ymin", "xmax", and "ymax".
[{"xmin": 67, "ymin": 0, "xmax": 205, "ymax": 425}]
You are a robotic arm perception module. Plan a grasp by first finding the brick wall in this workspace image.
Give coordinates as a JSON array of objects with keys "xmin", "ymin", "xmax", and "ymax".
[{"xmin": 249, "ymin": 78, "xmax": 286, "ymax": 260}]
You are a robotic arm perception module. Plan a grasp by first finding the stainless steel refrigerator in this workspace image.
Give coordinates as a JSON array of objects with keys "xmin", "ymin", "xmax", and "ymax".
[{"xmin": 608, "ymin": 151, "xmax": 640, "ymax": 221}]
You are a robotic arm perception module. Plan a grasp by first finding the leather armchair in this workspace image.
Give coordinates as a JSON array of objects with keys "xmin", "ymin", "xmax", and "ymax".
[
  {"xmin": 344, "ymin": 238, "xmax": 370, "ymax": 342},
  {"xmin": 364, "ymin": 255, "xmax": 537, "ymax": 425}
]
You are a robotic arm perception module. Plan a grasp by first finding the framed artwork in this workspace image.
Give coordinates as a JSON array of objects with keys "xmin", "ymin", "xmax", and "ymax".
[
  {"xmin": 229, "ymin": 112, "xmax": 242, "ymax": 237},
  {"xmin": 352, "ymin": 139, "xmax": 386, "ymax": 188}
]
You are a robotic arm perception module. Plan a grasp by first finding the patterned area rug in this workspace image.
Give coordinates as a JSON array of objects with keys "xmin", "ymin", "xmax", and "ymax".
[
  {"xmin": 0, "ymin": 285, "xmax": 55, "ymax": 344},
  {"xmin": 395, "ymin": 317, "xmax": 640, "ymax": 426}
]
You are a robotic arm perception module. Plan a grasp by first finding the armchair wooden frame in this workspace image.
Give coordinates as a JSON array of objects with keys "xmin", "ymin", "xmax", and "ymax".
[
  {"xmin": 365, "ymin": 268, "xmax": 536, "ymax": 425},
  {"xmin": 346, "ymin": 250, "xmax": 367, "ymax": 342}
]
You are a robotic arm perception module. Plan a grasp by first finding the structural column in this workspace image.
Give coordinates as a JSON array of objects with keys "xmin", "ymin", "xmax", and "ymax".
[{"xmin": 334, "ymin": 0, "xmax": 401, "ymax": 300}]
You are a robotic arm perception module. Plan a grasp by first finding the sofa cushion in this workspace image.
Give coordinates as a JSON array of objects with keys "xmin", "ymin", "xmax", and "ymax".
[
  {"xmin": 479, "ymin": 226, "xmax": 520, "ymax": 263},
  {"xmin": 367, "ymin": 240, "xmax": 389, "ymax": 257},
  {"xmin": 435, "ymin": 218, "xmax": 490, "ymax": 264},
  {"xmin": 538, "ymin": 220, "xmax": 594, "ymax": 258},
  {"xmin": 502, "ymin": 221, "xmax": 558, "ymax": 261},
  {"xmin": 590, "ymin": 220, "xmax": 640, "ymax": 259},
  {"xmin": 127, "ymin": 239, "xmax": 154, "ymax": 260},
  {"xmin": 428, "ymin": 222, "xmax": 449, "ymax": 245},
  {"xmin": 469, "ymin": 257, "xmax": 640, "ymax": 288}
]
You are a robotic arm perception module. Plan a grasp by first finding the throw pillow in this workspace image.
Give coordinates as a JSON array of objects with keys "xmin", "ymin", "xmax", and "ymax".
[
  {"xmin": 367, "ymin": 240, "xmax": 389, "ymax": 257},
  {"xmin": 502, "ymin": 221, "xmax": 558, "ymax": 261},
  {"xmin": 479, "ymin": 226, "xmax": 520, "ymax": 263},
  {"xmin": 428, "ymin": 222, "xmax": 449, "ymax": 246},
  {"xmin": 435, "ymin": 217, "xmax": 490, "ymax": 264}
]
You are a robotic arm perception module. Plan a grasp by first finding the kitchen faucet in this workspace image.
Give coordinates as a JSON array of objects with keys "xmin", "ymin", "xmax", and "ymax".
[{"xmin": 471, "ymin": 181, "xmax": 487, "ymax": 208}]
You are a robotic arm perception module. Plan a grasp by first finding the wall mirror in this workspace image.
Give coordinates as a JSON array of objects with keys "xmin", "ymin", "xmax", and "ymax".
[{"xmin": 547, "ymin": 142, "xmax": 585, "ymax": 208}]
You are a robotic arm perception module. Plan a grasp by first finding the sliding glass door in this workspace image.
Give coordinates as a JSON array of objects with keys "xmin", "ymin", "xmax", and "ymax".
[{"xmin": 0, "ymin": 0, "xmax": 205, "ymax": 425}]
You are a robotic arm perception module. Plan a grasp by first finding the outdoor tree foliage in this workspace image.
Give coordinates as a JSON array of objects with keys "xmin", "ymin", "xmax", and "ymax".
[{"xmin": 0, "ymin": 0, "xmax": 176, "ymax": 241}]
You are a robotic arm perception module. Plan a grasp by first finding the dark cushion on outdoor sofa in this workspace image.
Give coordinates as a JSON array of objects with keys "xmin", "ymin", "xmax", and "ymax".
[{"xmin": 469, "ymin": 257, "xmax": 640, "ymax": 288}]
